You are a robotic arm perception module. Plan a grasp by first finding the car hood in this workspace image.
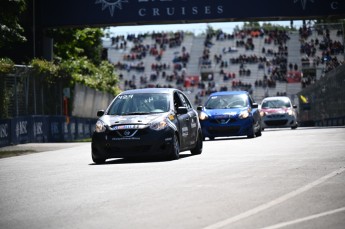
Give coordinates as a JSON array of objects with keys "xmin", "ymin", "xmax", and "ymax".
[
  {"xmin": 101, "ymin": 113, "xmax": 167, "ymax": 126},
  {"xmin": 204, "ymin": 108, "xmax": 246, "ymax": 118},
  {"xmin": 261, "ymin": 108, "xmax": 290, "ymax": 114}
]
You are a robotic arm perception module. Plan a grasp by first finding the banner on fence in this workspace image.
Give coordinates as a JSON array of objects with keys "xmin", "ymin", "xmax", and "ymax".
[{"xmin": 0, "ymin": 116, "xmax": 97, "ymax": 148}]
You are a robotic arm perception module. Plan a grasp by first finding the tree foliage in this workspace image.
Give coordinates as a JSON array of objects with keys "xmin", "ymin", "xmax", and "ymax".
[
  {"xmin": 0, "ymin": 0, "xmax": 27, "ymax": 48},
  {"xmin": 47, "ymin": 28, "xmax": 104, "ymax": 65},
  {"xmin": 0, "ymin": 58, "xmax": 15, "ymax": 74},
  {"xmin": 59, "ymin": 58, "xmax": 120, "ymax": 95},
  {"xmin": 29, "ymin": 57, "xmax": 120, "ymax": 95}
]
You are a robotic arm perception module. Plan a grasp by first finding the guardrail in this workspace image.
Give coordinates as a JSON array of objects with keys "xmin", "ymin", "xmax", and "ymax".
[{"xmin": 0, "ymin": 116, "xmax": 97, "ymax": 147}]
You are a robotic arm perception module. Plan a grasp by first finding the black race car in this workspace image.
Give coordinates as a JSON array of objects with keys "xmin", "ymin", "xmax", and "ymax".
[{"xmin": 91, "ymin": 88, "xmax": 203, "ymax": 163}]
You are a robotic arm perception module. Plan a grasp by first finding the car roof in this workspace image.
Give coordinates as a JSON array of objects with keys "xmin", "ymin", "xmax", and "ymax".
[
  {"xmin": 262, "ymin": 96, "xmax": 291, "ymax": 102},
  {"xmin": 209, "ymin": 91, "xmax": 249, "ymax": 96},
  {"xmin": 120, "ymin": 88, "xmax": 177, "ymax": 95}
]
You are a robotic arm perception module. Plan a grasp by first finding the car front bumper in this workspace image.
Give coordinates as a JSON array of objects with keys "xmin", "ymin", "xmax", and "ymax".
[
  {"xmin": 200, "ymin": 118, "xmax": 253, "ymax": 138},
  {"xmin": 261, "ymin": 114, "xmax": 297, "ymax": 128},
  {"xmin": 92, "ymin": 127, "xmax": 175, "ymax": 160}
]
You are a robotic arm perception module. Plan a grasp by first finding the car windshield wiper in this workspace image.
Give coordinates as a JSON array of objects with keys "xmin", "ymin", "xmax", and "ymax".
[
  {"xmin": 227, "ymin": 106, "xmax": 242, "ymax": 108},
  {"xmin": 123, "ymin": 112, "xmax": 151, "ymax": 115}
]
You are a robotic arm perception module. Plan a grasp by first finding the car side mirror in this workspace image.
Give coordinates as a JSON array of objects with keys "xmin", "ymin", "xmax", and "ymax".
[
  {"xmin": 177, "ymin": 107, "xmax": 188, "ymax": 115},
  {"xmin": 197, "ymin": 106, "xmax": 203, "ymax": 111},
  {"xmin": 252, "ymin": 103, "xmax": 258, "ymax": 108},
  {"xmin": 97, "ymin": 110, "xmax": 105, "ymax": 117}
]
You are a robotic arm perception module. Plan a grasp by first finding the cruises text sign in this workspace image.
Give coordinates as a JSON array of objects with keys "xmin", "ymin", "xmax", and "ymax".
[{"xmin": 37, "ymin": 0, "xmax": 345, "ymax": 27}]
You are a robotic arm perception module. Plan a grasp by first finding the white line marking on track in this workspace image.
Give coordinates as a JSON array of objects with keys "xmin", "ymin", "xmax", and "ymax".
[
  {"xmin": 259, "ymin": 206, "xmax": 345, "ymax": 229},
  {"xmin": 203, "ymin": 167, "xmax": 345, "ymax": 229}
]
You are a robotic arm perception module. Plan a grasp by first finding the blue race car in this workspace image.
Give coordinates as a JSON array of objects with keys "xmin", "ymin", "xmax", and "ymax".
[{"xmin": 197, "ymin": 91, "xmax": 262, "ymax": 140}]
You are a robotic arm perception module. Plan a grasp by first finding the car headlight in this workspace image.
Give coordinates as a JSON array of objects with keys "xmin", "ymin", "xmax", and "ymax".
[
  {"xmin": 150, "ymin": 119, "xmax": 168, "ymax": 131},
  {"xmin": 239, "ymin": 110, "xmax": 250, "ymax": 119},
  {"xmin": 287, "ymin": 109, "xmax": 294, "ymax": 116},
  {"xmin": 95, "ymin": 120, "xmax": 106, "ymax": 133},
  {"xmin": 199, "ymin": 112, "xmax": 208, "ymax": 120}
]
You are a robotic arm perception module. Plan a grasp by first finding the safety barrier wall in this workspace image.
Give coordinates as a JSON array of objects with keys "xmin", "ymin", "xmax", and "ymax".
[
  {"xmin": 0, "ymin": 116, "xmax": 97, "ymax": 147},
  {"xmin": 314, "ymin": 117, "xmax": 345, "ymax": 127},
  {"xmin": 72, "ymin": 84, "xmax": 114, "ymax": 118},
  {"xmin": 297, "ymin": 64, "xmax": 345, "ymax": 127}
]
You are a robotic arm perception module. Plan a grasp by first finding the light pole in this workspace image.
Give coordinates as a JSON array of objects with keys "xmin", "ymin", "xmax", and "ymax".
[{"xmin": 33, "ymin": 0, "xmax": 36, "ymax": 58}]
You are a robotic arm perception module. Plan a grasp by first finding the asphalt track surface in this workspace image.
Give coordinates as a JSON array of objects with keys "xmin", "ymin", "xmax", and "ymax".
[{"xmin": 0, "ymin": 127, "xmax": 344, "ymax": 229}]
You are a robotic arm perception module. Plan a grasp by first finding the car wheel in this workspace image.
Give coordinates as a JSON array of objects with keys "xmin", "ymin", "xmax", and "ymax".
[
  {"xmin": 255, "ymin": 121, "xmax": 262, "ymax": 137},
  {"xmin": 247, "ymin": 124, "xmax": 255, "ymax": 138},
  {"xmin": 91, "ymin": 146, "xmax": 106, "ymax": 164},
  {"xmin": 191, "ymin": 132, "xmax": 203, "ymax": 155},
  {"xmin": 256, "ymin": 127, "xmax": 262, "ymax": 137},
  {"xmin": 168, "ymin": 134, "xmax": 180, "ymax": 160},
  {"xmin": 92, "ymin": 154, "xmax": 106, "ymax": 164}
]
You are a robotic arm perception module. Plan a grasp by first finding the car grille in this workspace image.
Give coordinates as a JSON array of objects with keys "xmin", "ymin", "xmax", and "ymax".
[
  {"xmin": 267, "ymin": 114, "xmax": 285, "ymax": 118},
  {"xmin": 107, "ymin": 145, "xmax": 152, "ymax": 154},
  {"xmin": 265, "ymin": 120, "xmax": 288, "ymax": 126},
  {"xmin": 210, "ymin": 118, "xmax": 236, "ymax": 124},
  {"xmin": 207, "ymin": 126, "xmax": 240, "ymax": 135},
  {"xmin": 107, "ymin": 128, "xmax": 149, "ymax": 137}
]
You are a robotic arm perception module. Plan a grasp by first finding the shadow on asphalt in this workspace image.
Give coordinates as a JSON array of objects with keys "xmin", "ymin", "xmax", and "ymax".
[
  {"xmin": 205, "ymin": 136, "xmax": 255, "ymax": 141},
  {"xmin": 262, "ymin": 126, "xmax": 345, "ymax": 132},
  {"xmin": 89, "ymin": 153, "xmax": 196, "ymax": 165}
]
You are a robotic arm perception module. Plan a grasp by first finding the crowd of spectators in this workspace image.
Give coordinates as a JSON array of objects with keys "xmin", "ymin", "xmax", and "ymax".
[
  {"xmin": 231, "ymin": 80, "xmax": 253, "ymax": 92},
  {"xmin": 151, "ymin": 62, "xmax": 170, "ymax": 71},
  {"xmin": 196, "ymin": 26, "xmax": 294, "ymax": 103},
  {"xmin": 230, "ymin": 54, "xmax": 267, "ymax": 64},
  {"xmin": 109, "ymin": 24, "xmax": 343, "ymax": 104},
  {"xmin": 298, "ymin": 24, "xmax": 344, "ymax": 88},
  {"xmin": 114, "ymin": 61, "xmax": 145, "ymax": 72},
  {"xmin": 109, "ymin": 31, "xmax": 190, "ymax": 90},
  {"xmin": 255, "ymin": 77, "xmax": 276, "ymax": 88},
  {"xmin": 152, "ymin": 31, "xmax": 185, "ymax": 48}
]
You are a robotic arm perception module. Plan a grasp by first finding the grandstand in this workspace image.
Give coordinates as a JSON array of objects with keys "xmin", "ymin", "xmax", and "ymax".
[{"xmin": 104, "ymin": 23, "xmax": 344, "ymax": 107}]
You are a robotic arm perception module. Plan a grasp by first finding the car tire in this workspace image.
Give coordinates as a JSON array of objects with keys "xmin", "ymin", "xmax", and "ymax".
[
  {"xmin": 91, "ymin": 146, "xmax": 106, "ymax": 164},
  {"xmin": 191, "ymin": 132, "xmax": 203, "ymax": 155},
  {"xmin": 92, "ymin": 154, "xmax": 106, "ymax": 164},
  {"xmin": 255, "ymin": 121, "xmax": 262, "ymax": 137},
  {"xmin": 247, "ymin": 124, "xmax": 255, "ymax": 138},
  {"xmin": 256, "ymin": 127, "xmax": 262, "ymax": 137},
  {"xmin": 291, "ymin": 125, "xmax": 298, "ymax": 130},
  {"xmin": 168, "ymin": 134, "xmax": 180, "ymax": 160}
]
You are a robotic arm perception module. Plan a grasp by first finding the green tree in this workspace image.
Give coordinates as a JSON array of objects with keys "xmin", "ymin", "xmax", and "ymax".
[
  {"xmin": 46, "ymin": 27, "xmax": 120, "ymax": 95},
  {"xmin": 0, "ymin": 0, "xmax": 27, "ymax": 49},
  {"xmin": 47, "ymin": 28, "xmax": 104, "ymax": 65}
]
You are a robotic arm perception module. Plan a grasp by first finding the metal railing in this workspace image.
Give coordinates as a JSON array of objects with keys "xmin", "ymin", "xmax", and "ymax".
[{"xmin": 0, "ymin": 65, "xmax": 66, "ymax": 118}]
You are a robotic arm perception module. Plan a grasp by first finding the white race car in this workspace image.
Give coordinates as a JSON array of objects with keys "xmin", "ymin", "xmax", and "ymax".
[{"xmin": 260, "ymin": 96, "xmax": 298, "ymax": 130}]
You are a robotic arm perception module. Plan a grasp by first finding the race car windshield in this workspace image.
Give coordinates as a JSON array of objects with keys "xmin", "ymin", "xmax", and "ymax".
[
  {"xmin": 108, "ymin": 93, "xmax": 170, "ymax": 115},
  {"xmin": 261, "ymin": 99, "xmax": 291, "ymax": 109},
  {"xmin": 205, "ymin": 94, "xmax": 248, "ymax": 109}
]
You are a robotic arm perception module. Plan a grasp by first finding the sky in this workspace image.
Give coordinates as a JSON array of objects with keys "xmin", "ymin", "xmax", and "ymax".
[{"xmin": 105, "ymin": 20, "xmax": 304, "ymax": 37}]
